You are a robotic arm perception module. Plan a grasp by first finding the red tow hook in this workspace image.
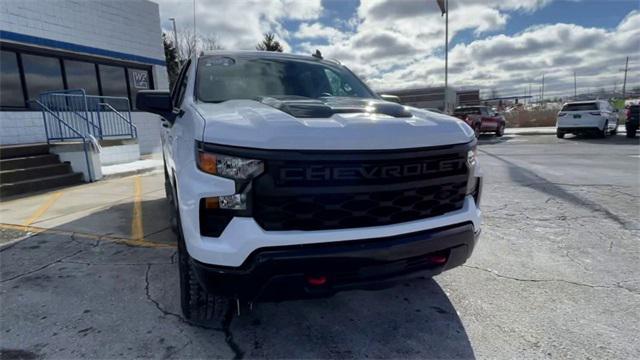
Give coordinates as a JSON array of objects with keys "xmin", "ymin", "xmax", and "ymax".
[
  {"xmin": 306, "ymin": 275, "xmax": 327, "ymax": 286},
  {"xmin": 428, "ymin": 254, "xmax": 448, "ymax": 265}
]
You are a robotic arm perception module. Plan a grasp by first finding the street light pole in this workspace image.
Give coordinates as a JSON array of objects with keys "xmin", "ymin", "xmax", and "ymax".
[
  {"xmin": 621, "ymin": 56, "xmax": 629, "ymax": 100},
  {"xmin": 444, "ymin": 0, "xmax": 448, "ymax": 93},
  {"xmin": 169, "ymin": 18, "xmax": 179, "ymax": 59}
]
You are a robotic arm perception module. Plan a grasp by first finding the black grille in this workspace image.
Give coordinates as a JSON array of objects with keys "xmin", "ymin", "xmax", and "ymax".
[{"xmin": 251, "ymin": 145, "xmax": 471, "ymax": 231}]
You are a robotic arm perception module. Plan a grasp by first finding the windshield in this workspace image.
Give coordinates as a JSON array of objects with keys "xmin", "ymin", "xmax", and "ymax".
[
  {"xmin": 454, "ymin": 107, "xmax": 481, "ymax": 115},
  {"xmin": 196, "ymin": 56, "xmax": 375, "ymax": 103}
]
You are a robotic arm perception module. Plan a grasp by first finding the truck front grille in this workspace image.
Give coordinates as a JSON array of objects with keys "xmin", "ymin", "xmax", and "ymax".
[{"xmin": 251, "ymin": 144, "xmax": 471, "ymax": 231}]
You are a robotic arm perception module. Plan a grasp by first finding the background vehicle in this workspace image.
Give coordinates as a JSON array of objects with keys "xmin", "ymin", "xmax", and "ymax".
[
  {"xmin": 556, "ymin": 100, "xmax": 619, "ymax": 138},
  {"xmin": 137, "ymin": 51, "xmax": 482, "ymax": 323},
  {"xmin": 453, "ymin": 106, "xmax": 506, "ymax": 137},
  {"xmin": 625, "ymin": 104, "xmax": 639, "ymax": 138}
]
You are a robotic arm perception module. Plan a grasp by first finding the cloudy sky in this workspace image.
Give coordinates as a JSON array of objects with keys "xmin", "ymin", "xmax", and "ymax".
[{"xmin": 155, "ymin": 0, "xmax": 639, "ymax": 98}]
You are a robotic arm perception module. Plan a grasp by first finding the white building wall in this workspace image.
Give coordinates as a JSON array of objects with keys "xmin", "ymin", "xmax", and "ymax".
[
  {"xmin": 0, "ymin": 0, "xmax": 164, "ymax": 61},
  {"xmin": 0, "ymin": 112, "xmax": 46, "ymax": 145},
  {"xmin": 0, "ymin": 0, "xmax": 168, "ymax": 154}
]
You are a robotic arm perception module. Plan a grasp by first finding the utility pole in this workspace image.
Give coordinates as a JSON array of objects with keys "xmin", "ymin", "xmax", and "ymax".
[
  {"xmin": 169, "ymin": 18, "xmax": 179, "ymax": 59},
  {"xmin": 193, "ymin": 0, "xmax": 197, "ymax": 55},
  {"xmin": 444, "ymin": 0, "xmax": 448, "ymax": 93},
  {"xmin": 621, "ymin": 56, "xmax": 629, "ymax": 99},
  {"xmin": 540, "ymin": 73, "xmax": 545, "ymax": 106},
  {"xmin": 573, "ymin": 71, "xmax": 577, "ymax": 99}
]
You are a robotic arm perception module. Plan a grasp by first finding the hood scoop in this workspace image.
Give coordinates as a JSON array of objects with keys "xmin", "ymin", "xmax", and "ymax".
[{"xmin": 257, "ymin": 96, "xmax": 412, "ymax": 119}]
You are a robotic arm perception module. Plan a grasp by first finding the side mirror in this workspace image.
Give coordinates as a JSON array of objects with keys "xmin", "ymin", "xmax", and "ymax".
[
  {"xmin": 379, "ymin": 94, "xmax": 402, "ymax": 104},
  {"xmin": 136, "ymin": 90, "xmax": 175, "ymax": 122}
]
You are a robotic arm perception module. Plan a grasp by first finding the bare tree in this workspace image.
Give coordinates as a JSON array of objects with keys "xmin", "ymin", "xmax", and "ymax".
[
  {"xmin": 201, "ymin": 36, "xmax": 222, "ymax": 52},
  {"xmin": 167, "ymin": 29, "xmax": 223, "ymax": 60}
]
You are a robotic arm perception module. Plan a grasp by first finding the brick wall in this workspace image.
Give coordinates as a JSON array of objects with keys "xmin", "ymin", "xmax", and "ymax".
[
  {"xmin": 0, "ymin": 112, "xmax": 46, "ymax": 144},
  {"xmin": 0, "ymin": 0, "xmax": 164, "ymax": 61}
]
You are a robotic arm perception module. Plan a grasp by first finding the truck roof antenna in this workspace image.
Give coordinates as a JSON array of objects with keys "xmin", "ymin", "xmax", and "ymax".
[{"xmin": 312, "ymin": 49, "xmax": 323, "ymax": 59}]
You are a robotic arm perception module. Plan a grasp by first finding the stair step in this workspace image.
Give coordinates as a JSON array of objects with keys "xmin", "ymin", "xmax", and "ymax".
[
  {"xmin": 0, "ymin": 154, "xmax": 60, "ymax": 171},
  {"xmin": 0, "ymin": 172, "xmax": 83, "ymax": 199},
  {"xmin": 0, "ymin": 163, "xmax": 72, "ymax": 183},
  {"xmin": 0, "ymin": 143, "xmax": 50, "ymax": 159}
]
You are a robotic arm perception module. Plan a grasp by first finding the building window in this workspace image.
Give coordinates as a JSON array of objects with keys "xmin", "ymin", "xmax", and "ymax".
[
  {"xmin": 21, "ymin": 53, "xmax": 65, "ymax": 107},
  {"xmin": 64, "ymin": 60, "xmax": 99, "ymax": 95},
  {"xmin": 98, "ymin": 64, "xmax": 129, "ymax": 109},
  {"xmin": 128, "ymin": 68, "xmax": 151, "ymax": 109},
  {"xmin": 0, "ymin": 50, "xmax": 25, "ymax": 108},
  {"xmin": 0, "ymin": 44, "xmax": 155, "ymax": 111}
]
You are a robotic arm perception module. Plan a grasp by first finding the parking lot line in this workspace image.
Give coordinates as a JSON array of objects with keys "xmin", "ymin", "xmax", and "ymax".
[
  {"xmin": 0, "ymin": 223, "xmax": 175, "ymax": 249},
  {"xmin": 131, "ymin": 176, "xmax": 144, "ymax": 241},
  {"xmin": 21, "ymin": 191, "xmax": 63, "ymax": 228}
]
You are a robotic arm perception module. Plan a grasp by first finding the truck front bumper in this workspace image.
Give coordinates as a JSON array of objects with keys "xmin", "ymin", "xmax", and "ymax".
[{"xmin": 191, "ymin": 221, "xmax": 479, "ymax": 302}]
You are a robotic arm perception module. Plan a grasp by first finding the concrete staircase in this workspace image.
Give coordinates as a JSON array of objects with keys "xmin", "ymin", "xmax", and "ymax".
[{"xmin": 0, "ymin": 143, "xmax": 83, "ymax": 198}]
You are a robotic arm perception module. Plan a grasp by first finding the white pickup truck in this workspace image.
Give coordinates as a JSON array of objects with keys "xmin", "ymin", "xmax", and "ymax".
[{"xmin": 137, "ymin": 51, "xmax": 482, "ymax": 323}]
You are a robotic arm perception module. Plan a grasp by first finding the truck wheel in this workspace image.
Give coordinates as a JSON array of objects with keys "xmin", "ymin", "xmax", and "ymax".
[
  {"xmin": 627, "ymin": 127, "xmax": 637, "ymax": 138},
  {"xmin": 556, "ymin": 130, "xmax": 565, "ymax": 139},
  {"xmin": 495, "ymin": 124, "xmax": 505, "ymax": 137},
  {"xmin": 474, "ymin": 125, "xmax": 481, "ymax": 138},
  {"xmin": 177, "ymin": 217, "xmax": 229, "ymax": 324},
  {"xmin": 610, "ymin": 121, "xmax": 618, "ymax": 135}
]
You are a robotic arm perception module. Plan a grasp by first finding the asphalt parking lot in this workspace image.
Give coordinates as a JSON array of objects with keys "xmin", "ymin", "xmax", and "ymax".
[{"xmin": 1, "ymin": 134, "xmax": 638, "ymax": 359}]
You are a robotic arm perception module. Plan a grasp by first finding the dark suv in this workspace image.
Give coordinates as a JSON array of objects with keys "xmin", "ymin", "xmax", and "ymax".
[{"xmin": 626, "ymin": 104, "xmax": 639, "ymax": 138}]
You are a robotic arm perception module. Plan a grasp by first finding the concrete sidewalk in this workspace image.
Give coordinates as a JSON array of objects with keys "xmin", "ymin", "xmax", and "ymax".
[{"xmin": 507, "ymin": 125, "xmax": 626, "ymax": 135}]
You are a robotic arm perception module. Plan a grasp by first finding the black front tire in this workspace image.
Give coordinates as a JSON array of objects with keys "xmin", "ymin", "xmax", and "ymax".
[
  {"xmin": 556, "ymin": 130, "xmax": 565, "ymax": 139},
  {"xmin": 495, "ymin": 124, "xmax": 505, "ymax": 137},
  {"xmin": 177, "ymin": 214, "xmax": 230, "ymax": 324},
  {"xmin": 598, "ymin": 121, "xmax": 608, "ymax": 138},
  {"xmin": 627, "ymin": 126, "xmax": 637, "ymax": 138}
]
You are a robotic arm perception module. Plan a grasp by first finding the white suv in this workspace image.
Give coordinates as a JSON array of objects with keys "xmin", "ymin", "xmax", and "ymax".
[
  {"xmin": 556, "ymin": 100, "xmax": 619, "ymax": 138},
  {"xmin": 137, "ymin": 51, "xmax": 482, "ymax": 323}
]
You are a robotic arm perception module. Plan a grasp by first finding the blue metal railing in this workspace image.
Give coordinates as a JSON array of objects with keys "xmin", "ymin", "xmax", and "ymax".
[
  {"xmin": 34, "ymin": 99, "xmax": 94, "ymax": 182},
  {"xmin": 38, "ymin": 89, "xmax": 137, "ymax": 140}
]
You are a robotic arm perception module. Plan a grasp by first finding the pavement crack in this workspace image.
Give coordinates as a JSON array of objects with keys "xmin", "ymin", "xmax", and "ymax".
[
  {"xmin": 1, "ymin": 249, "xmax": 84, "ymax": 283},
  {"xmin": 61, "ymin": 260, "xmax": 172, "ymax": 266},
  {"xmin": 143, "ymin": 264, "xmax": 223, "ymax": 331},
  {"xmin": 462, "ymin": 265, "xmax": 639, "ymax": 295},
  {"xmin": 222, "ymin": 306, "xmax": 245, "ymax": 360}
]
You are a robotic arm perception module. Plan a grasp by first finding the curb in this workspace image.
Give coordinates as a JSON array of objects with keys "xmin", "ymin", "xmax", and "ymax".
[{"xmin": 102, "ymin": 166, "xmax": 162, "ymax": 180}]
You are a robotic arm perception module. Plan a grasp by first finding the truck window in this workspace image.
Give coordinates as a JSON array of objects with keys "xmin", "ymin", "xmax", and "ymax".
[{"xmin": 561, "ymin": 103, "xmax": 598, "ymax": 111}]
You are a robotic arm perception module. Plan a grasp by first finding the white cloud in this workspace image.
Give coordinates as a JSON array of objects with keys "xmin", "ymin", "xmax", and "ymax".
[
  {"xmin": 295, "ymin": 1, "xmax": 638, "ymax": 98},
  {"xmin": 294, "ymin": 23, "xmax": 346, "ymax": 43},
  {"xmin": 155, "ymin": 0, "xmax": 322, "ymax": 51}
]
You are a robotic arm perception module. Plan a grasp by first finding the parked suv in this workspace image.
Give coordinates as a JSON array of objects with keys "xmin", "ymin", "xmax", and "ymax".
[
  {"xmin": 137, "ymin": 51, "xmax": 482, "ymax": 323},
  {"xmin": 556, "ymin": 100, "xmax": 619, "ymax": 138},
  {"xmin": 625, "ymin": 104, "xmax": 639, "ymax": 138},
  {"xmin": 453, "ymin": 106, "xmax": 506, "ymax": 137}
]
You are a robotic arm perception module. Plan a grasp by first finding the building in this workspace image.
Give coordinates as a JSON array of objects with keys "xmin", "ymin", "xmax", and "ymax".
[
  {"xmin": 456, "ymin": 89, "xmax": 481, "ymax": 106},
  {"xmin": 0, "ymin": 0, "xmax": 168, "ymax": 156},
  {"xmin": 383, "ymin": 86, "xmax": 457, "ymax": 114}
]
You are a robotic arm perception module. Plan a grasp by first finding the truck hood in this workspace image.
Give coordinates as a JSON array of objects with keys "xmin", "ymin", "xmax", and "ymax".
[{"xmin": 196, "ymin": 98, "xmax": 474, "ymax": 150}]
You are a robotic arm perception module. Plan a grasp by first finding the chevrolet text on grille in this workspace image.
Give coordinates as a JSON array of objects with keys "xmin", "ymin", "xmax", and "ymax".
[{"xmin": 279, "ymin": 159, "xmax": 466, "ymax": 181}]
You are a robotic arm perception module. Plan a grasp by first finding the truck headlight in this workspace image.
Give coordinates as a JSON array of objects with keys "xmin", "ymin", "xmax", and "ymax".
[
  {"xmin": 466, "ymin": 146, "xmax": 481, "ymax": 206},
  {"xmin": 197, "ymin": 152, "xmax": 264, "ymax": 180},
  {"xmin": 467, "ymin": 148, "xmax": 477, "ymax": 167}
]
